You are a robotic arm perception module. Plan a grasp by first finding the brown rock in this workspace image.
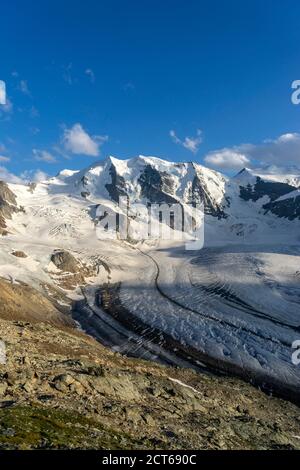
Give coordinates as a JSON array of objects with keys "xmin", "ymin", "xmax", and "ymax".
[{"xmin": 11, "ymin": 251, "xmax": 28, "ymax": 258}]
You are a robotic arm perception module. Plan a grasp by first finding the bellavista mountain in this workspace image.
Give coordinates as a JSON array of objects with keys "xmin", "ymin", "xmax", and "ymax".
[{"xmin": 44, "ymin": 155, "xmax": 300, "ymax": 225}]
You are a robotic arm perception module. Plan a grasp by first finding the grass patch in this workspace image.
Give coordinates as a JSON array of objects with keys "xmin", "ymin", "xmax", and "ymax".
[{"xmin": 0, "ymin": 405, "xmax": 150, "ymax": 450}]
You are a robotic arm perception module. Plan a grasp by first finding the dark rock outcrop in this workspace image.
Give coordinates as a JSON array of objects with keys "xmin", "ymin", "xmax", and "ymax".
[
  {"xmin": 263, "ymin": 192, "xmax": 300, "ymax": 220},
  {"xmin": 11, "ymin": 251, "xmax": 27, "ymax": 258},
  {"xmin": 51, "ymin": 250, "xmax": 79, "ymax": 273},
  {"xmin": 189, "ymin": 174, "xmax": 226, "ymax": 218},
  {"xmin": 50, "ymin": 250, "xmax": 99, "ymax": 290},
  {"xmin": 0, "ymin": 182, "xmax": 18, "ymax": 236},
  {"xmin": 105, "ymin": 163, "xmax": 127, "ymax": 203},
  {"xmin": 138, "ymin": 165, "xmax": 178, "ymax": 204},
  {"xmin": 240, "ymin": 177, "xmax": 296, "ymax": 202}
]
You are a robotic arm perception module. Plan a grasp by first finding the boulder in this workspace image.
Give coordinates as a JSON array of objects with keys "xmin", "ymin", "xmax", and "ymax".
[{"xmin": 51, "ymin": 251, "xmax": 79, "ymax": 273}]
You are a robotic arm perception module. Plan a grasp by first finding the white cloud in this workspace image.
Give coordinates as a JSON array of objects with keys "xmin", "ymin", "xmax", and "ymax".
[
  {"xmin": 29, "ymin": 126, "xmax": 40, "ymax": 135},
  {"xmin": 33, "ymin": 149, "xmax": 57, "ymax": 164},
  {"xmin": 62, "ymin": 123, "xmax": 108, "ymax": 157},
  {"xmin": 63, "ymin": 63, "xmax": 74, "ymax": 85},
  {"xmin": 19, "ymin": 80, "xmax": 31, "ymax": 96},
  {"xmin": 0, "ymin": 167, "xmax": 23, "ymax": 184},
  {"xmin": 252, "ymin": 133, "xmax": 300, "ymax": 165},
  {"xmin": 0, "ymin": 166, "xmax": 49, "ymax": 184},
  {"xmin": 204, "ymin": 132, "xmax": 300, "ymax": 172},
  {"xmin": 52, "ymin": 145, "xmax": 71, "ymax": 160},
  {"xmin": 32, "ymin": 170, "xmax": 48, "ymax": 182},
  {"xmin": 204, "ymin": 149, "xmax": 250, "ymax": 170},
  {"xmin": 20, "ymin": 169, "xmax": 49, "ymax": 183},
  {"xmin": 85, "ymin": 68, "xmax": 95, "ymax": 83},
  {"xmin": 0, "ymin": 156, "xmax": 10, "ymax": 163},
  {"xmin": 170, "ymin": 129, "xmax": 203, "ymax": 154},
  {"xmin": 0, "ymin": 81, "xmax": 6, "ymax": 105}
]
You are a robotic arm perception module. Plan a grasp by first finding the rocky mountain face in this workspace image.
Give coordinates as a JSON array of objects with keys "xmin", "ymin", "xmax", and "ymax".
[
  {"xmin": 50, "ymin": 156, "xmax": 300, "ymax": 225},
  {"xmin": 53, "ymin": 156, "xmax": 228, "ymax": 218},
  {"xmin": 263, "ymin": 190, "xmax": 300, "ymax": 220},
  {"xmin": 0, "ymin": 182, "xmax": 19, "ymax": 236},
  {"xmin": 234, "ymin": 167, "xmax": 300, "ymax": 221}
]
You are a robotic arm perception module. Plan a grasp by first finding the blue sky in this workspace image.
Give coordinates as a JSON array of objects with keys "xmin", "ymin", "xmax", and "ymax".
[{"xmin": 1, "ymin": 0, "xmax": 300, "ymax": 180}]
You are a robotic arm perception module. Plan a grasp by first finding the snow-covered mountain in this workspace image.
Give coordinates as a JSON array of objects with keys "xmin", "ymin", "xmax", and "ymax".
[
  {"xmin": 232, "ymin": 167, "xmax": 300, "ymax": 222},
  {"xmin": 0, "ymin": 155, "xmax": 300, "ymax": 400},
  {"xmin": 235, "ymin": 166, "xmax": 300, "ymax": 187},
  {"xmin": 1, "ymin": 155, "xmax": 300, "ymax": 248},
  {"xmin": 52, "ymin": 156, "xmax": 300, "ymax": 220},
  {"xmin": 49, "ymin": 155, "xmax": 227, "ymax": 217}
]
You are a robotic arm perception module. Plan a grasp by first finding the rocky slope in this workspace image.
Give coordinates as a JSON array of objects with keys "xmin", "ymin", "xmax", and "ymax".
[
  {"xmin": 0, "ymin": 278, "xmax": 73, "ymax": 326},
  {"xmin": 0, "ymin": 284, "xmax": 300, "ymax": 450}
]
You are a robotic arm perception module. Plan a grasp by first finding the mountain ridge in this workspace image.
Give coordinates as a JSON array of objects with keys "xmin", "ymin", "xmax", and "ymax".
[
  {"xmin": 28, "ymin": 155, "xmax": 300, "ymax": 223},
  {"xmin": 0, "ymin": 155, "xmax": 299, "ymax": 410}
]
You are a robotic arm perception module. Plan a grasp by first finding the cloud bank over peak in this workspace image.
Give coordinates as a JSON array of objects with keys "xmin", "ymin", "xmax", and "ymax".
[
  {"xmin": 0, "ymin": 166, "xmax": 49, "ymax": 184},
  {"xmin": 0, "ymin": 166, "xmax": 23, "ymax": 184},
  {"xmin": 204, "ymin": 149, "xmax": 250, "ymax": 170},
  {"xmin": 204, "ymin": 133, "xmax": 300, "ymax": 172}
]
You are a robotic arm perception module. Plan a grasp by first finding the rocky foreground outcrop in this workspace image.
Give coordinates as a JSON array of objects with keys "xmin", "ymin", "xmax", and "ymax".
[
  {"xmin": 50, "ymin": 250, "xmax": 99, "ymax": 290},
  {"xmin": 0, "ymin": 280, "xmax": 300, "ymax": 450}
]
